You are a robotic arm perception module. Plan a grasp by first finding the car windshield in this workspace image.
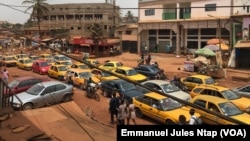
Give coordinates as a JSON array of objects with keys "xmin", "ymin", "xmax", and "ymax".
[
  {"xmin": 59, "ymin": 56, "xmax": 70, "ymax": 60},
  {"xmin": 26, "ymin": 84, "xmax": 44, "ymax": 95},
  {"xmin": 31, "ymin": 56, "xmax": 39, "ymax": 60},
  {"xmin": 20, "ymin": 54, "xmax": 28, "ymax": 58},
  {"xmin": 40, "ymin": 61, "xmax": 50, "ymax": 67},
  {"xmin": 6, "ymin": 57, "xmax": 15, "ymax": 60},
  {"xmin": 150, "ymin": 66, "xmax": 161, "ymax": 72},
  {"xmin": 219, "ymin": 102, "xmax": 243, "ymax": 116},
  {"xmin": 120, "ymin": 82, "xmax": 136, "ymax": 91},
  {"xmin": 127, "ymin": 69, "xmax": 138, "ymax": 76},
  {"xmin": 102, "ymin": 71, "xmax": 112, "ymax": 77},
  {"xmin": 58, "ymin": 66, "xmax": 68, "ymax": 71},
  {"xmin": 205, "ymin": 78, "xmax": 216, "ymax": 84},
  {"xmin": 159, "ymin": 97, "xmax": 183, "ymax": 111},
  {"xmin": 79, "ymin": 72, "xmax": 92, "ymax": 78},
  {"xmin": 61, "ymin": 62, "xmax": 71, "ymax": 65},
  {"xmin": 24, "ymin": 59, "xmax": 32, "ymax": 63},
  {"xmin": 162, "ymin": 83, "xmax": 180, "ymax": 93},
  {"xmin": 221, "ymin": 89, "xmax": 241, "ymax": 100},
  {"xmin": 79, "ymin": 64, "xmax": 89, "ymax": 69},
  {"xmin": 8, "ymin": 80, "xmax": 19, "ymax": 88}
]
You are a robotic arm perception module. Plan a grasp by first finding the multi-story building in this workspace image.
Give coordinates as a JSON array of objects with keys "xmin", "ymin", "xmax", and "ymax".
[
  {"xmin": 138, "ymin": 0, "xmax": 250, "ymax": 55},
  {"xmin": 24, "ymin": 2, "xmax": 120, "ymax": 39}
]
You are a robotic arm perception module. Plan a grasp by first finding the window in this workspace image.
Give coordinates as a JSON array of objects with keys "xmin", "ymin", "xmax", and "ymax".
[
  {"xmin": 205, "ymin": 4, "xmax": 216, "ymax": 11},
  {"xmin": 29, "ymin": 79, "xmax": 41, "ymax": 86},
  {"xmin": 56, "ymin": 84, "xmax": 66, "ymax": 91},
  {"xmin": 42, "ymin": 85, "xmax": 56, "ymax": 94},
  {"xmin": 208, "ymin": 102, "xmax": 219, "ymax": 113},
  {"xmin": 18, "ymin": 80, "xmax": 29, "ymax": 88},
  {"xmin": 145, "ymin": 9, "xmax": 155, "ymax": 16},
  {"xmin": 193, "ymin": 99, "xmax": 206, "ymax": 108},
  {"xmin": 125, "ymin": 30, "xmax": 132, "ymax": 35}
]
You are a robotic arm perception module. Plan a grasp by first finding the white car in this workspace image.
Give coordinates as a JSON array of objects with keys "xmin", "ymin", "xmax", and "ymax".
[{"xmin": 141, "ymin": 80, "xmax": 191, "ymax": 101}]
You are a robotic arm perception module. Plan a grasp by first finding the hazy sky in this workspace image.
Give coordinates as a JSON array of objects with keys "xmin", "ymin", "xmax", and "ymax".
[{"xmin": 0, "ymin": 0, "xmax": 138, "ymax": 24}]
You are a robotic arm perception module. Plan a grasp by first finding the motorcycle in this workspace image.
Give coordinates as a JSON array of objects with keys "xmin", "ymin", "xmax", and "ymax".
[{"xmin": 86, "ymin": 82, "xmax": 101, "ymax": 102}]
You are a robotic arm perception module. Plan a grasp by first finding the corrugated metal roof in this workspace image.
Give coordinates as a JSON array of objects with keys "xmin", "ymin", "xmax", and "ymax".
[{"xmin": 234, "ymin": 41, "xmax": 250, "ymax": 48}]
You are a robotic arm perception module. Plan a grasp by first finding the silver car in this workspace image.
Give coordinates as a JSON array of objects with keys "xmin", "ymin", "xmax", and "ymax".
[
  {"xmin": 11, "ymin": 81, "xmax": 74, "ymax": 110},
  {"xmin": 232, "ymin": 85, "xmax": 250, "ymax": 98},
  {"xmin": 141, "ymin": 80, "xmax": 191, "ymax": 102}
]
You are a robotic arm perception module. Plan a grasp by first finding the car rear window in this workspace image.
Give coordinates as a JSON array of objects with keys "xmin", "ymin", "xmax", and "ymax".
[{"xmin": 205, "ymin": 78, "xmax": 215, "ymax": 84}]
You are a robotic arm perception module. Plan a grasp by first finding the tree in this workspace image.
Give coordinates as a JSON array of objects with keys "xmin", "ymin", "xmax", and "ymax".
[
  {"xmin": 88, "ymin": 22, "xmax": 104, "ymax": 57},
  {"xmin": 22, "ymin": 0, "xmax": 49, "ymax": 37},
  {"xmin": 125, "ymin": 11, "xmax": 135, "ymax": 23}
]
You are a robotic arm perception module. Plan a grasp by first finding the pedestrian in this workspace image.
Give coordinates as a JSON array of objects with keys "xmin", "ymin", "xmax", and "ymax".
[
  {"xmin": 126, "ymin": 99, "xmax": 136, "ymax": 125},
  {"xmin": 109, "ymin": 92, "xmax": 120, "ymax": 124},
  {"xmin": 83, "ymin": 53, "xmax": 88, "ymax": 62},
  {"xmin": 146, "ymin": 53, "xmax": 151, "ymax": 64},
  {"xmin": 2, "ymin": 68, "xmax": 9, "ymax": 83},
  {"xmin": 188, "ymin": 108, "xmax": 199, "ymax": 125},
  {"xmin": 178, "ymin": 114, "xmax": 187, "ymax": 125},
  {"xmin": 117, "ymin": 99, "xmax": 127, "ymax": 125}
]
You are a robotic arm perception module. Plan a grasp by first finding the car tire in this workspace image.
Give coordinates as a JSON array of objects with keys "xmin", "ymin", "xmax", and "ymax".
[
  {"xmin": 135, "ymin": 108, "xmax": 143, "ymax": 118},
  {"xmin": 62, "ymin": 94, "xmax": 72, "ymax": 102},
  {"xmin": 22, "ymin": 103, "xmax": 33, "ymax": 110},
  {"xmin": 165, "ymin": 119, "xmax": 175, "ymax": 125}
]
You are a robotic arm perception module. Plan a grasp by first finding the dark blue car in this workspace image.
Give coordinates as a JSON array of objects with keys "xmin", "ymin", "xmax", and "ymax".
[
  {"xmin": 134, "ymin": 64, "xmax": 166, "ymax": 80},
  {"xmin": 100, "ymin": 79, "xmax": 149, "ymax": 100}
]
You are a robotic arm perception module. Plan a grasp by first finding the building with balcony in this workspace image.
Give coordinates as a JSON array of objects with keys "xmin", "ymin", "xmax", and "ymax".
[
  {"xmin": 138, "ymin": 0, "xmax": 250, "ymax": 57},
  {"xmin": 24, "ymin": 2, "xmax": 120, "ymax": 39}
]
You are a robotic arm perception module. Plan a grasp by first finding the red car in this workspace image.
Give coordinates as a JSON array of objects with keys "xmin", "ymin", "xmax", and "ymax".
[
  {"xmin": 6, "ymin": 76, "xmax": 50, "ymax": 95},
  {"xmin": 31, "ymin": 60, "xmax": 51, "ymax": 75}
]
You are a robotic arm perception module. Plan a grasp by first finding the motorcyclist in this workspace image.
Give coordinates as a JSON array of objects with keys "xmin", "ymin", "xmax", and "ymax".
[{"xmin": 86, "ymin": 77, "xmax": 93, "ymax": 96}]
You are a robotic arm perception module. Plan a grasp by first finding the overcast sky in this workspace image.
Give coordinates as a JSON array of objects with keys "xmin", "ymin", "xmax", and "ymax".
[{"xmin": 0, "ymin": 0, "xmax": 138, "ymax": 24}]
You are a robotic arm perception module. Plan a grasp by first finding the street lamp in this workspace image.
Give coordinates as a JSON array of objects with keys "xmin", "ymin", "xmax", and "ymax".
[{"xmin": 207, "ymin": 14, "xmax": 222, "ymax": 51}]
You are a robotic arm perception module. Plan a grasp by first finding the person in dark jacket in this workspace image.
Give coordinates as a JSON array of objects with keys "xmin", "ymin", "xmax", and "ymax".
[{"xmin": 109, "ymin": 92, "xmax": 120, "ymax": 124}]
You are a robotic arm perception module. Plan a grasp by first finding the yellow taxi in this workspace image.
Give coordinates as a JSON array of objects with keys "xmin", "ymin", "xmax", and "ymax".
[
  {"xmin": 70, "ymin": 62, "xmax": 90, "ymax": 69},
  {"xmin": 65, "ymin": 68, "xmax": 100, "ymax": 90},
  {"xmin": 48, "ymin": 64, "xmax": 68, "ymax": 81},
  {"xmin": 133, "ymin": 92, "xmax": 201, "ymax": 125},
  {"xmin": 16, "ymin": 58, "xmax": 33, "ymax": 70},
  {"xmin": 85, "ymin": 59, "xmax": 101, "ymax": 68},
  {"xmin": 190, "ymin": 95, "xmax": 250, "ymax": 125},
  {"xmin": 39, "ymin": 53, "xmax": 54, "ymax": 64},
  {"xmin": 15, "ymin": 53, "xmax": 29, "ymax": 60},
  {"xmin": 91, "ymin": 68, "xmax": 119, "ymax": 82},
  {"xmin": 2, "ymin": 55, "xmax": 17, "ymax": 67},
  {"xmin": 112, "ymin": 66, "xmax": 148, "ymax": 83},
  {"xmin": 180, "ymin": 74, "xmax": 217, "ymax": 91},
  {"xmin": 98, "ymin": 61, "xmax": 123, "ymax": 71},
  {"xmin": 53, "ymin": 60, "xmax": 72, "ymax": 69},
  {"xmin": 190, "ymin": 84, "xmax": 250, "ymax": 114}
]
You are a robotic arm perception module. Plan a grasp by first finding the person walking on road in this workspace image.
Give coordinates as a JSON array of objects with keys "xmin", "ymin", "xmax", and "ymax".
[
  {"xmin": 109, "ymin": 92, "xmax": 120, "ymax": 124},
  {"xmin": 126, "ymin": 99, "xmax": 136, "ymax": 125},
  {"xmin": 2, "ymin": 68, "xmax": 9, "ymax": 83}
]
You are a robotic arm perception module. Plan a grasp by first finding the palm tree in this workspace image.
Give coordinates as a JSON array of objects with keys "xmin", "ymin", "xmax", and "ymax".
[
  {"xmin": 22, "ymin": 0, "xmax": 49, "ymax": 37},
  {"xmin": 88, "ymin": 22, "xmax": 104, "ymax": 57},
  {"xmin": 125, "ymin": 10, "xmax": 135, "ymax": 23}
]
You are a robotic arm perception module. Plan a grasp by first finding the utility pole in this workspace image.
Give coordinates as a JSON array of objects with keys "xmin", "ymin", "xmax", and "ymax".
[{"xmin": 112, "ymin": 0, "xmax": 116, "ymax": 37}]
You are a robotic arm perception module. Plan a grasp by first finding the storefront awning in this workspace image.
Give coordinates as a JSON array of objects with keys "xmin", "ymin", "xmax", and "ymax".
[
  {"xmin": 234, "ymin": 41, "xmax": 250, "ymax": 48},
  {"xmin": 107, "ymin": 39, "xmax": 120, "ymax": 44}
]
